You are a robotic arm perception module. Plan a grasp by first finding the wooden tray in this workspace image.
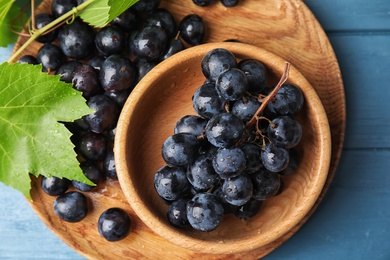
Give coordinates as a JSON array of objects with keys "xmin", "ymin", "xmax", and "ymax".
[{"xmin": 13, "ymin": 0, "xmax": 345, "ymax": 258}]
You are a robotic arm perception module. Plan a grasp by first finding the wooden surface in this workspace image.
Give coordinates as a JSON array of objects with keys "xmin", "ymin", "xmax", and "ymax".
[{"xmin": 0, "ymin": 0, "xmax": 387, "ymax": 259}]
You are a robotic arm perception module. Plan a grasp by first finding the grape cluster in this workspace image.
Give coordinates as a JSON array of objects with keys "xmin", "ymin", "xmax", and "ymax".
[
  {"xmin": 154, "ymin": 48, "xmax": 304, "ymax": 232},
  {"xmin": 19, "ymin": 0, "xmax": 210, "ymax": 242}
]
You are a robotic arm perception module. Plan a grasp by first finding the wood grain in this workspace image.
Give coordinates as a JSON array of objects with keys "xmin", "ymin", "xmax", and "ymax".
[{"xmin": 12, "ymin": 0, "xmax": 345, "ymax": 258}]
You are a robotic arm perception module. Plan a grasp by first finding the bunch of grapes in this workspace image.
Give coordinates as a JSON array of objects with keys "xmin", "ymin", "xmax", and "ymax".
[{"xmin": 154, "ymin": 48, "xmax": 304, "ymax": 232}]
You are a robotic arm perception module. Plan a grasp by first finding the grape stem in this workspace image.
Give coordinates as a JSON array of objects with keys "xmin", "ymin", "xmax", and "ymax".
[
  {"xmin": 8, "ymin": 0, "xmax": 97, "ymax": 63},
  {"xmin": 245, "ymin": 62, "xmax": 291, "ymax": 128}
]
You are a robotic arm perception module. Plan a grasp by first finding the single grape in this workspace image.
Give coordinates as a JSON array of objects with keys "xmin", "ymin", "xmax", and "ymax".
[
  {"xmin": 279, "ymin": 148, "xmax": 300, "ymax": 175},
  {"xmin": 186, "ymin": 192, "xmax": 224, "ymax": 232},
  {"xmin": 193, "ymin": 0, "xmax": 213, "ymax": 6},
  {"xmin": 51, "ymin": 0, "xmax": 77, "ymax": 18},
  {"xmin": 133, "ymin": 58, "xmax": 158, "ymax": 83},
  {"xmin": 132, "ymin": 0, "xmax": 161, "ymax": 13},
  {"xmin": 41, "ymin": 176, "xmax": 71, "ymax": 196},
  {"xmin": 161, "ymin": 37, "xmax": 185, "ymax": 60},
  {"xmin": 103, "ymin": 149, "xmax": 117, "ymax": 179},
  {"xmin": 192, "ymin": 82, "xmax": 228, "ymax": 119},
  {"xmin": 215, "ymin": 68, "xmax": 248, "ymax": 101},
  {"xmin": 88, "ymin": 55, "xmax": 105, "ymax": 71},
  {"xmin": 56, "ymin": 60, "xmax": 82, "ymax": 83},
  {"xmin": 238, "ymin": 59, "xmax": 267, "ymax": 94},
  {"xmin": 221, "ymin": 173, "xmax": 253, "ymax": 206},
  {"xmin": 261, "ymin": 143, "xmax": 289, "ymax": 172},
  {"xmin": 250, "ymin": 169, "xmax": 281, "ymax": 200},
  {"xmin": 37, "ymin": 43, "xmax": 66, "ymax": 72},
  {"xmin": 72, "ymin": 161, "xmax": 103, "ymax": 192},
  {"xmin": 77, "ymin": 131, "xmax": 108, "ymax": 161},
  {"xmin": 212, "ymin": 186, "xmax": 239, "ymax": 214},
  {"xmin": 220, "ymin": 0, "xmax": 239, "ymax": 7},
  {"xmin": 161, "ymin": 133, "xmax": 200, "ymax": 166},
  {"xmin": 72, "ymin": 64, "xmax": 103, "ymax": 99},
  {"xmin": 231, "ymin": 95, "xmax": 261, "ymax": 123},
  {"xmin": 98, "ymin": 208, "xmax": 131, "ymax": 241},
  {"xmin": 111, "ymin": 8, "xmax": 139, "ymax": 31},
  {"xmin": 201, "ymin": 48, "xmax": 237, "ymax": 81},
  {"xmin": 35, "ymin": 13, "xmax": 57, "ymax": 43},
  {"xmin": 167, "ymin": 198, "xmax": 190, "ymax": 228},
  {"xmin": 104, "ymin": 88, "xmax": 132, "ymax": 108},
  {"xmin": 267, "ymin": 83, "xmax": 304, "ymax": 116},
  {"xmin": 187, "ymin": 154, "xmax": 220, "ymax": 191},
  {"xmin": 144, "ymin": 8, "xmax": 177, "ymax": 39},
  {"xmin": 212, "ymin": 147, "xmax": 246, "ymax": 179},
  {"xmin": 178, "ymin": 14, "xmax": 205, "ymax": 46},
  {"xmin": 174, "ymin": 115, "xmax": 207, "ymax": 137},
  {"xmin": 240, "ymin": 143, "xmax": 264, "ymax": 173},
  {"xmin": 53, "ymin": 191, "xmax": 88, "ymax": 222},
  {"xmin": 267, "ymin": 116, "xmax": 302, "ymax": 148},
  {"xmin": 132, "ymin": 26, "xmax": 168, "ymax": 61},
  {"xmin": 154, "ymin": 165, "xmax": 191, "ymax": 201},
  {"xmin": 95, "ymin": 26, "xmax": 127, "ymax": 56},
  {"xmin": 205, "ymin": 113, "xmax": 244, "ymax": 148},
  {"xmin": 234, "ymin": 198, "xmax": 262, "ymax": 220},
  {"xmin": 17, "ymin": 55, "xmax": 38, "ymax": 65}
]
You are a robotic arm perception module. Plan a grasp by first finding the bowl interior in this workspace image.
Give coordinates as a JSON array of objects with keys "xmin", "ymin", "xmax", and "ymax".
[{"xmin": 115, "ymin": 42, "xmax": 331, "ymax": 254}]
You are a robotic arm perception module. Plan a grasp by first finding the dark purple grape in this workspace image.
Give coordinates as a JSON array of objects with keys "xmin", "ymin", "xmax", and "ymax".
[
  {"xmin": 279, "ymin": 148, "xmax": 300, "ymax": 175},
  {"xmin": 111, "ymin": 8, "xmax": 139, "ymax": 31},
  {"xmin": 161, "ymin": 37, "xmax": 185, "ymax": 60},
  {"xmin": 95, "ymin": 26, "xmax": 127, "ymax": 56},
  {"xmin": 215, "ymin": 68, "xmax": 248, "ymax": 101},
  {"xmin": 178, "ymin": 14, "xmax": 205, "ymax": 46},
  {"xmin": 187, "ymin": 154, "xmax": 220, "ymax": 191},
  {"xmin": 77, "ymin": 131, "xmax": 107, "ymax": 161},
  {"xmin": 186, "ymin": 192, "xmax": 224, "ymax": 232},
  {"xmin": 161, "ymin": 133, "xmax": 200, "ymax": 166},
  {"xmin": 193, "ymin": 0, "xmax": 213, "ymax": 6},
  {"xmin": 58, "ymin": 18, "xmax": 95, "ymax": 60},
  {"xmin": 267, "ymin": 83, "xmax": 304, "ymax": 116},
  {"xmin": 234, "ymin": 198, "xmax": 262, "ymax": 220},
  {"xmin": 53, "ymin": 191, "xmax": 88, "ymax": 222},
  {"xmin": 250, "ymin": 169, "xmax": 281, "ymax": 200},
  {"xmin": 238, "ymin": 59, "xmax": 267, "ymax": 94},
  {"xmin": 132, "ymin": 26, "xmax": 168, "ymax": 61},
  {"xmin": 72, "ymin": 161, "xmax": 103, "ymax": 192},
  {"xmin": 192, "ymin": 83, "xmax": 228, "ymax": 119},
  {"xmin": 41, "ymin": 176, "xmax": 71, "ymax": 196},
  {"xmin": 35, "ymin": 13, "xmax": 57, "ymax": 43},
  {"xmin": 221, "ymin": 173, "xmax": 253, "ymax": 206},
  {"xmin": 132, "ymin": 0, "xmax": 161, "ymax": 13},
  {"xmin": 205, "ymin": 113, "xmax": 244, "ymax": 148},
  {"xmin": 56, "ymin": 60, "xmax": 82, "ymax": 83},
  {"xmin": 261, "ymin": 143, "xmax": 289, "ymax": 172},
  {"xmin": 212, "ymin": 147, "xmax": 246, "ymax": 179},
  {"xmin": 240, "ymin": 143, "xmax": 263, "ymax": 173},
  {"xmin": 18, "ymin": 55, "xmax": 38, "ymax": 65},
  {"xmin": 167, "ymin": 198, "xmax": 190, "ymax": 228},
  {"xmin": 174, "ymin": 115, "xmax": 207, "ymax": 137},
  {"xmin": 99, "ymin": 54, "xmax": 136, "ymax": 92},
  {"xmin": 83, "ymin": 94, "xmax": 119, "ymax": 133},
  {"xmin": 212, "ymin": 186, "xmax": 239, "ymax": 214},
  {"xmin": 154, "ymin": 165, "xmax": 191, "ymax": 201},
  {"xmin": 37, "ymin": 43, "xmax": 66, "ymax": 72},
  {"xmin": 98, "ymin": 208, "xmax": 131, "ymax": 241},
  {"xmin": 72, "ymin": 64, "xmax": 102, "ymax": 99},
  {"xmin": 201, "ymin": 48, "xmax": 237, "ymax": 81},
  {"xmin": 144, "ymin": 8, "xmax": 177, "ymax": 39},
  {"xmin": 103, "ymin": 149, "xmax": 117, "ymax": 179},
  {"xmin": 231, "ymin": 96, "xmax": 261, "ymax": 123},
  {"xmin": 133, "ymin": 58, "xmax": 158, "ymax": 83},
  {"xmin": 220, "ymin": 0, "xmax": 239, "ymax": 7},
  {"xmin": 267, "ymin": 116, "xmax": 302, "ymax": 148},
  {"xmin": 51, "ymin": 0, "xmax": 77, "ymax": 18},
  {"xmin": 88, "ymin": 55, "xmax": 105, "ymax": 71},
  {"xmin": 105, "ymin": 88, "xmax": 132, "ymax": 107}
]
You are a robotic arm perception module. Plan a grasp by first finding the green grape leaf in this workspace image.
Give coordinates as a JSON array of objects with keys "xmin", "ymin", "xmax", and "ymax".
[
  {"xmin": 78, "ymin": 0, "xmax": 138, "ymax": 28},
  {"xmin": 0, "ymin": 62, "xmax": 94, "ymax": 199},
  {"xmin": 0, "ymin": 0, "xmax": 28, "ymax": 47}
]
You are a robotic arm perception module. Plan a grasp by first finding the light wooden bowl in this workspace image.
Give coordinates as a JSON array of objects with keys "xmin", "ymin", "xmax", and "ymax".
[{"xmin": 115, "ymin": 42, "xmax": 331, "ymax": 255}]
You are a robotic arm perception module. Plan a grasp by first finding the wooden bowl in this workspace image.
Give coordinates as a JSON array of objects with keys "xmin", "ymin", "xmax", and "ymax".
[{"xmin": 115, "ymin": 42, "xmax": 331, "ymax": 255}]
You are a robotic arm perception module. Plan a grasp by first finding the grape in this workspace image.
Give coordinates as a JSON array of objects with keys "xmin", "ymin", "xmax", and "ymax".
[
  {"xmin": 72, "ymin": 161, "xmax": 103, "ymax": 192},
  {"xmin": 167, "ymin": 198, "xmax": 189, "ymax": 228},
  {"xmin": 98, "ymin": 208, "xmax": 131, "ymax": 241},
  {"xmin": 161, "ymin": 37, "xmax": 185, "ymax": 60},
  {"xmin": 192, "ymin": 0, "xmax": 213, "ymax": 6},
  {"xmin": 57, "ymin": 18, "xmax": 95, "ymax": 60},
  {"xmin": 212, "ymin": 186, "xmax": 239, "ymax": 214},
  {"xmin": 144, "ymin": 8, "xmax": 177, "ymax": 39},
  {"xmin": 83, "ymin": 94, "xmax": 120, "ymax": 134},
  {"xmin": 178, "ymin": 14, "xmax": 205, "ymax": 46},
  {"xmin": 35, "ymin": 13, "xmax": 57, "ymax": 43},
  {"xmin": 220, "ymin": 0, "xmax": 240, "ymax": 7},
  {"xmin": 154, "ymin": 165, "xmax": 191, "ymax": 201},
  {"xmin": 234, "ymin": 199, "xmax": 262, "ymax": 220},
  {"xmin": 99, "ymin": 54, "xmax": 136, "ymax": 92},
  {"xmin": 95, "ymin": 26, "xmax": 127, "ymax": 56},
  {"xmin": 261, "ymin": 143, "xmax": 289, "ymax": 172},
  {"xmin": 37, "ymin": 43, "xmax": 66, "ymax": 72},
  {"xmin": 212, "ymin": 147, "xmax": 246, "ymax": 179},
  {"xmin": 267, "ymin": 83, "xmax": 304, "ymax": 116},
  {"xmin": 250, "ymin": 169, "xmax": 281, "ymax": 200},
  {"xmin": 280, "ymin": 148, "xmax": 300, "ymax": 175},
  {"xmin": 103, "ymin": 149, "xmax": 117, "ymax": 179},
  {"xmin": 221, "ymin": 173, "xmax": 253, "ymax": 206},
  {"xmin": 51, "ymin": 0, "xmax": 77, "ymax": 18},
  {"xmin": 132, "ymin": 0, "xmax": 161, "ymax": 13},
  {"xmin": 192, "ymin": 82, "xmax": 228, "ymax": 119},
  {"xmin": 72, "ymin": 64, "xmax": 102, "ymax": 99},
  {"xmin": 161, "ymin": 133, "xmax": 200, "ymax": 166},
  {"xmin": 41, "ymin": 176, "xmax": 70, "ymax": 196},
  {"xmin": 267, "ymin": 116, "xmax": 302, "ymax": 148},
  {"xmin": 105, "ymin": 88, "xmax": 132, "ymax": 108},
  {"xmin": 240, "ymin": 143, "xmax": 263, "ymax": 173},
  {"xmin": 215, "ymin": 68, "xmax": 248, "ymax": 101},
  {"xmin": 53, "ymin": 191, "xmax": 88, "ymax": 222},
  {"xmin": 111, "ymin": 8, "xmax": 139, "ymax": 31},
  {"xmin": 77, "ymin": 131, "xmax": 107, "ymax": 161},
  {"xmin": 186, "ymin": 193, "xmax": 224, "ymax": 232},
  {"xmin": 187, "ymin": 154, "xmax": 220, "ymax": 191},
  {"xmin": 205, "ymin": 113, "xmax": 244, "ymax": 148},
  {"xmin": 17, "ymin": 55, "xmax": 38, "ymax": 65},
  {"xmin": 133, "ymin": 58, "xmax": 158, "ymax": 83},
  {"xmin": 174, "ymin": 115, "xmax": 207, "ymax": 137},
  {"xmin": 88, "ymin": 55, "xmax": 105, "ymax": 71},
  {"xmin": 56, "ymin": 60, "xmax": 82, "ymax": 83},
  {"xmin": 201, "ymin": 48, "xmax": 237, "ymax": 81},
  {"xmin": 132, "ymin": 26, "xmax": 168, "ymax": 61},
  {"xmin": 231, "ymin": 95, "xmax": 261, "ymax": 123},
  {"xmin": 238, "ymin": 59, "xmax": 267, "ymax": 94}
]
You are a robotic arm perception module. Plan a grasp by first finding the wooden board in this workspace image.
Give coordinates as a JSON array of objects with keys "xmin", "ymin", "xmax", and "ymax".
[{"xmin": 12, "ymin": 0, "xmax": 345, "ymax": 258}]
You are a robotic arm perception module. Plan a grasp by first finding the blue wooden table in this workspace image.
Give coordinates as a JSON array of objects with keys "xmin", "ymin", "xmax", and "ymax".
[{"xmin": 1, "ymin": 0, "xmax": 389, "ymax": 259}]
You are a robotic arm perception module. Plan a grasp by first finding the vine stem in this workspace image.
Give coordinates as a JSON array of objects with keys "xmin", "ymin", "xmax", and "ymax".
[
  {"xmin": 246, "ymin": 62, "xmax": 291, "ymax": 128},
  {"xmin": 8, "ymin": 0, "xmax": 96, "ymax": 63}
]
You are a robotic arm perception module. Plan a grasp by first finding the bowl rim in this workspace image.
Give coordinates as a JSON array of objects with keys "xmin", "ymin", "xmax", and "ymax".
[{"xmin": 115, "ymin": 42, "xmax": 332, "ymax": 254}]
